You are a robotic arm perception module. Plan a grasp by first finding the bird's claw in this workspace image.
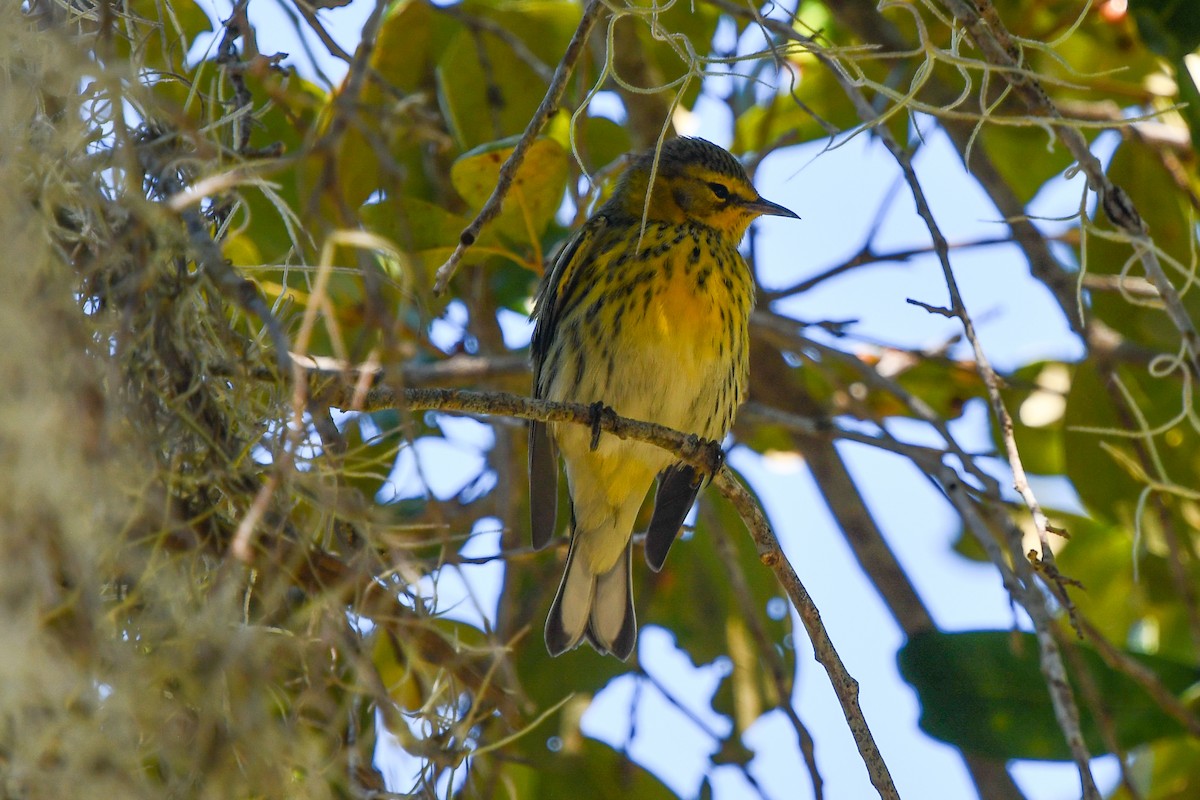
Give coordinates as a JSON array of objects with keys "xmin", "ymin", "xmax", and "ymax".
[
  {"xmin": 704, "ymin": 439, "xmax": 725, "ymax": 478},
  {"xmin": 589, "ymin": 401, "xmax": 616, "ymax": 451},
  {"xmin": 683, "ymin": 434, "xmax": 724, "ymax": 481}
]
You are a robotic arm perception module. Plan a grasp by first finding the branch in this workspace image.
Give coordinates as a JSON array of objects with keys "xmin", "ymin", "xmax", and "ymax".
[
  {"xmin": 307, "ymin": 372, "xmax": 900, "ymax": 798},
  {"xmin": 712, "ymin": 470, "xmax": 899, "ymax": 800},
  {"xmin": 935, "ymin": 0, "xmax": 1200, "ymax": 379},
  {"xmin": 432, "ymin": 0, "xmax": 604, "ymax": 294},
  {"xmin": 710, "ymin": 518, "xmax": 823, "ymax": 800},
  {"xmin": 762, "ymin": 236, "xmax": 1014, "ymax": 302},
  {"xmin": 876, "ymin": 79, "xmax": 1104, "ymax": 800}
]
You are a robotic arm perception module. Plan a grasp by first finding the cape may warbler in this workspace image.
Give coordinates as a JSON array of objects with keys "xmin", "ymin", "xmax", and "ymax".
[{"xmin": 529, "ymin": 137, "xmax": 797, "ymax": 659}]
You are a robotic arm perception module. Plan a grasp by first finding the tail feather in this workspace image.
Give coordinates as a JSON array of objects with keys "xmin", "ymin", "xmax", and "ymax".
[
  {"xmin": 585, "ymin": 543, "xmax": 636, "ymax": 660},
  {"xmin": 545, "ymin": 536, "xmax": 588, "ymax": 656},
  {"xmin": 545, "ymin": 537, "xmax": 637, "ymax": 660}
]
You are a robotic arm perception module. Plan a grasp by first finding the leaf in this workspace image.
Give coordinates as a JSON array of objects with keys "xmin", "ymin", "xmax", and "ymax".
[
  {"xmin": 1132, "ymin": 0, "xmax": 1200, "ymax": 60},
  {"xmin": 234, "ymin": 73, "xmax": 328, "ymax": 264},
  {"xmin": 975, "ymin": 125, "xmax": 1076, "ymax": 206},
  {"xmin": 360, "ymin": 194, "xmax": 485, "ymax": 291},
  {"xmin": 306, "ymin": 0, "xmax": 460, "ymax": 214},
  {"xmin": 1054, "ymin": 510, "xmax": 1200, "ymax": 666},
  {"xmin": 1063, "ymin": 359, "xmax": 1200, "ymax": 529},
  {"xmin": 1062, "ymin": 361, "xmax": 1145, "ymax": 523},
  {"xmin": 374, "ymin": 0, "xmax": 458, "ymax": 94},
  {"xmin": 898, "ymin": 630, "xmax": 1198, "ymax": 761},
  {"xmin": 572, "ymin": 115, "xmax": 634, "ymax": 175},
  {"xmin": 451, "ymin": 136, "xmax": 570, "ymax": 246},
  {"xmin": 733, "ymin": 65, "xmax": 860, "ymax": 152},
  {"xmin": 1108, "ymin": 737, "xmax": 1200, "ymax": 800},
  {"xmin": 113, "ymin": 0, "xmax": 214, "ymax": 74},
  {"xmin": 498, "ymin": 738, "xmax": 681, "ymax": 799},
  {"xmin": 434, "ymin": 0, "xmax": 580, "ymax": 150}
]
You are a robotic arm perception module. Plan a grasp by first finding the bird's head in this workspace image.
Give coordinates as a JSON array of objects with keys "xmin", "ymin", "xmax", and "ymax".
[{"xmin": 608, "ymin": 137, "xmax": 798, "ymax": 240}]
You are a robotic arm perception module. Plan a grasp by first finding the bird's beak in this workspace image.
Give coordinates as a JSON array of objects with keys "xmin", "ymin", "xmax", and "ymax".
[{"xmin": 744, "ymin": 195, "xmax": 800, "ymax": 219}]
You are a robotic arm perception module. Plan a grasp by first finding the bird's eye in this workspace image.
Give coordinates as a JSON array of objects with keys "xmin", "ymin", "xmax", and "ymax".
[{"xmin": 707, "ymin": 182, "xmax": 730, "ymax": 200}]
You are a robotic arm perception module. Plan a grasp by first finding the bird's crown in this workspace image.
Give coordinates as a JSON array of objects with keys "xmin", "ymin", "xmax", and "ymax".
[{"xmin": 603, "ymin": 137, "xmax": 795, "ymax": 239}]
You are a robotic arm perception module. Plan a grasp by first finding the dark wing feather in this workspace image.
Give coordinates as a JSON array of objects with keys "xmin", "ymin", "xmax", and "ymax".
[
  {"xmin": 644, "ymin": 464, "xmax": 702, "ymax": 571},
  {"xmin": 528, "ymin": 217, "xmax": 608, "ymax": 550}
]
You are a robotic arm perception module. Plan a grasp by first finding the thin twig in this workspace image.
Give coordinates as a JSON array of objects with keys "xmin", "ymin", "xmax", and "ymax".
[
  {"xmin": 432, "ymin": 0, "xmax": 604, "ymax": 294},
  {"xmin": 712, "ymin": 469, "xmax": 900, "ymax": 800},
  {"xmin": 636, "ymin": 667, "xmax": 772, "ymax": 800},
  {"xmin": 762, "ymin": 236, "xmax": 1013, "ymax": 301},
  {"xmin": 710, "ymin": 520, "xmax": 824, "ymax": 800}
]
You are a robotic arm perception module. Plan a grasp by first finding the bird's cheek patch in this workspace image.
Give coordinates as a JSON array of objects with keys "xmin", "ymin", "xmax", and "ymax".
[{"xmin": 671, "ymin": 187, "xmax": 691, "ymax": 212}]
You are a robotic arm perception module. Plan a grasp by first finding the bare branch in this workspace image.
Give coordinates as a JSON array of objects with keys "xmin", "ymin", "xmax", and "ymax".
[{"xmin": 712, "ymin": 469, "xmax": 900, "ymax": 800}]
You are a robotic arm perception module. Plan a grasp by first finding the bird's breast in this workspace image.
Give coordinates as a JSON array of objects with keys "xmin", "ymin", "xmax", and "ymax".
[{"xmin": 599, "ymin": 226, "xmax": 752, "ymax": 437}]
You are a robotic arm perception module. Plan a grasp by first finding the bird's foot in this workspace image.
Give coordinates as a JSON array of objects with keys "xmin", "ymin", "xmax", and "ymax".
[
  {"xmin": 588, "ymin": 401, "xmax": 617, "ymax": 451},
  {"xmin": 683, "ymin": 434, "xmax": 725, "ymax": 481}
]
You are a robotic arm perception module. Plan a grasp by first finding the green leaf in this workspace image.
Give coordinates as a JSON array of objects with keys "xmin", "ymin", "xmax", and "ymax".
[
  {"xmin": 114, "ymin": 0, "xmax": 214, "ymax": 74},
  {"xmin": 451, "ymin": 136, "xmax": 570, "ymax": 246},
  {"xmin": 435, "ymin": 0, "xmax": 580, "ymax": 149},
  {"xmin": 572, "ymin": 115, "xmax": 634, "ymax": 174},
  {"xmin": 498, "ymin": 738, "xmax": 681, "ymax": 799},
  {"xmin": 1109, "ymin": 737, "xmax": 1200, "ymax": 800},
  {"xmin": 733, "ymin": 66, "xmax": 860, "ymax": 152},
  {"xmin": 312, "ymin": 0, "xmax": 460, "ymax": 212},
  {"xmin": 1062, "ymin": 361, "xmax": 1145, "ymax": 523},
  {"xmin": 372, "ymin": 0, "xmax": 460, "ymax": 95},
  {"xmin": 1063, "ymin": 358, "xmax": 1200, "ymax": 531},
  {"xmin": 1054, "ymin": 510, "xmax": 1200, "ymax": 664},
  {"xmin": 1132, "ymin": 0, "xmax": 1200, "ymax": 61},
  {"xmin": 361, "ymin": 195, "xmax": 479, "ymax": 278},
  {"xmin": 234, "ymin": 74, "xmax": 327, "ymax": 264},
  {"xmin": 898, "ymin": 630, "xmax": 1198, "ymax": 761}
]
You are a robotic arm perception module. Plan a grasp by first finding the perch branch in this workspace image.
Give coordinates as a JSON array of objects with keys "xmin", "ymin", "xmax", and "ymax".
[
  {"xmin": 712, "ymin": 469, "xmax": 899, "ymax": 800},
  {"xmin": 307, "ymin": 372, "xmax": 900, "ymax": 799}
]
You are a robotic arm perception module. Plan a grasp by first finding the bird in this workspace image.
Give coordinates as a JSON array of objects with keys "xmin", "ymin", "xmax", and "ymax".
[{"xmin": 528, "ymin": 136, "xmax": 798, "ymax": 660}]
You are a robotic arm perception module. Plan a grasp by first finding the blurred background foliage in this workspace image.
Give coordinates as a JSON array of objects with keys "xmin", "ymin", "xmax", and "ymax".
[{"xmin": 3, "ymin": 0, "xmax": 1199, "ymax": 798}]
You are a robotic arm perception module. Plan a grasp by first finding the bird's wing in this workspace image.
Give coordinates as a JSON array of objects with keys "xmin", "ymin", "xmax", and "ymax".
[
  {"xmin": 528, "ymin": 216, "xmax": 608, "ymax": 550},
  {"xmin": 644, "ymin": 463, "xmax": 702, "ymax": 571}
]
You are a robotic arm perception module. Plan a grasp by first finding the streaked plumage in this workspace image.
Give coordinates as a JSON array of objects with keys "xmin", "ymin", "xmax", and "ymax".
[{"xmin": 529, "ymin": 137, "xmax": 798, "ymax": 659}]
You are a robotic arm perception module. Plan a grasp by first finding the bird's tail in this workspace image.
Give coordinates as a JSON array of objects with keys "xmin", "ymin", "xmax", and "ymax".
[{"xmin": 545, "ymin": 534, "xmax": 636, "ymax": 660}]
